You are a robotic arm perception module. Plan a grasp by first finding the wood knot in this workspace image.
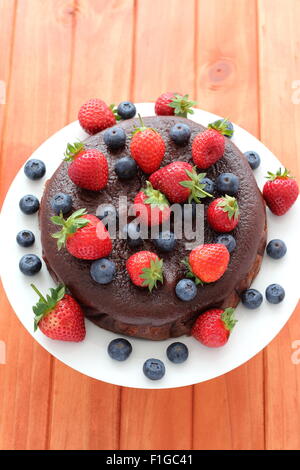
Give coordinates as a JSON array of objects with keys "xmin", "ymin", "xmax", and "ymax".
[{"xmin": 200, "ymin": 58, "xmax": 236, "ymax": 91}]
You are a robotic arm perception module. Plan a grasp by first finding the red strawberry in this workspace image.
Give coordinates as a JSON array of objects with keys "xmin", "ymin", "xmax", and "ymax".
[
  {"xmin": 134, "ymin": 182, "xmax": 171, "ymax": 226},
  {"xmin": 207, "ymin": 196, "xmax": 240, "ymax": 232},
  {"xmin": 192, "ymin": 308, "xmax": 237, "ymax": 347},
  {"xmin": 51, "ymin": 208, "xmax": 112, "ymax": 260},
  {"xmin": 78, "ymin": 98, "xmax": 116, "ymax": 135},
  {"xmin": 126, "ymin": 251, "xmax": 163, "ymax": 291},
  {"xmin": 32, "ymin": 284, "xmax": 86, "ymax": 342},
  {"xmin": 149, "ymin": 161, "xmax": 213, "ymax": 203},
  {"xmin": 130, "ymin": 115, "xmax": 165, "ymax": 173},
  {"xmin": 192, "ymin": 129, "xmax": 225, "ymax": 169},
  {"xmin": 184, "ymin": 243, "xmax": 230, "ymax": 284},
  {"xmin": 155, "ymin": 92, "xmax": 196, "ymax": 117},
  {"xmin": 263, "ymin": 168, "xmax": 299, "ymax": 215},
  {"xmin": 64, "ymin": 142, "xmax": 108, "ymax": 191}
]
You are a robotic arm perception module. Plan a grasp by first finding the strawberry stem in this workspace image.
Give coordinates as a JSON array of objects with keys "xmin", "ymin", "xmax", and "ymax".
[
  {"xmin": 221, "ymin": 308, "xmax": 237, "ymax": 331},
  {"xmin": 51, "ymin": 208, "xmax": 89, "ymax": 250},
  {"xmin": 168, "ymin": 94, "xmax": 197, "ymax": 118},
  {"xmin": 31, "ymin": 284, "xmax": 47, "ymax": 303}
]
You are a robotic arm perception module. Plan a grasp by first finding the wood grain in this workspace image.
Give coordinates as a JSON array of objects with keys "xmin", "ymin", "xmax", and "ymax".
[
  {"xmin": 192, "ymin": 0, "xmax": 264, "ymax": 450},
  {"xmin": 48, "ymin": 0, "xmax": 134, "ymax": 450},
  {"xmin": 120, "ymin": 0, "xmax": 195, "ymax": 451},
  {"xmin": 258, "ymin": 0, "xmax": 300, "ymax": 450},
  {"xmin": 0, "ymin": 0, "xmax": 74, "ymax": 450},
  {"xmin": 0, "ymin": 0, "xmax": 300, "ymax": 451}
]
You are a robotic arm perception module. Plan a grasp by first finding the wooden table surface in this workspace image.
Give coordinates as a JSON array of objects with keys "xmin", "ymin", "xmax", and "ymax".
[{"xmin": 0, "ymin": 0, "xmax": 300, "ymax": 450}]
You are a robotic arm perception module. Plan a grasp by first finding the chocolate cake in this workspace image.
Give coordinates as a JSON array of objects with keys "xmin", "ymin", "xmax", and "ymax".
[{"xmin": 40, "ymin": 116, "xmax": 267, "ymax": 340}]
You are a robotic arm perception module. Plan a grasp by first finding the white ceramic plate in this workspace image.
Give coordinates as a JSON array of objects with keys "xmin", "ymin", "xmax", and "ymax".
[{"xmin": 0, "ymin": 103, "xmax": 299, "ymax": 389}]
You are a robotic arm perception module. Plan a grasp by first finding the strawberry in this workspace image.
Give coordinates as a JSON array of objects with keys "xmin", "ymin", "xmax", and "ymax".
[
  {"xmin": 78, "ymin": 98, "xmax": 116, "ymax": 135},
  {"xmin": 31, "ymin": 284, "xmax": 86, "ymax": 342},
  {"xmin": 263, "ymin": 168, "xmax": 299, "ymax": 215},
  {"xmin": 51, "ymin": 208, "xmax": 112, "ymax": 260},
  {"xmin": 126, "ymin": 251, "xmax": 163, "ymax": 291},
  {"xmin": 155, "ymin": 92, "xmax": 196, "ymax": 117},
  {"xmin": 64, "ymin": 142, "xmax": 108, "ymax": 191},
  {"xmin": 130, "ymin": 115, "xmax": 165, "ymax": 173},
  {"xmin": 149, "ymin": 161, "xmax": 213, "ymax": 203},
  {"xmin": 192, "ymin": 129, "xmax": 225, "ymax": 169},
  {"xmin": 207, "ymin": 196, "xmax": 240, "ymax": 232},
  {"xmin": 134, "ymin": 181, "xmax": 171, "ymax": 226},
  {"xmin": 184, "ymin": 243, "xmax": 230, "ymax": 284},
  {"xmin": 192, "ymin": 308, "xmax": 237, "ymax": 347}
]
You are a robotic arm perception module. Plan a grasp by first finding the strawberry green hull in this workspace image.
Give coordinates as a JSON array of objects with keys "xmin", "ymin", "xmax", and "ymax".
[{"xmin": 40, "ymin": 116, "xmax": 266, "ymax": 340}]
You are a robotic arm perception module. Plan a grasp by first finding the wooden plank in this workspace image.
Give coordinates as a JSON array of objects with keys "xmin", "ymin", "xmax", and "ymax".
[
  {"xmin": 120, "ymin": 0, "xmax": 195, "ymax": 451},
  {"xmin": 0, "ymin": 0, "xmax": 74, "ymax": 450},
  {"xmin": 192, "ymin": 0, "xmax": 264, "ymax": 450},
  {"xmin": 258, "ymin": 0, "xmax": 300, "ymax": 450},
  {"xmin": 48, "ymin": 0, "xmax": 134, "ymax": 450}
]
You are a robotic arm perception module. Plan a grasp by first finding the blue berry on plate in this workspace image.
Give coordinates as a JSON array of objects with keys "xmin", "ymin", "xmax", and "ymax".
[
  {"xmin": 19, "ymin": 195, "xmax": 40, "ymax": 214},
  {"xmin": 90, "ymin": 258, "xmax": 116, "ymax": 284},
  {"xmin": 266, "ymin": 239, "xmax": 287, "ymax": 260},
  {"xmin": 202, "ymin": 177, "xmax": 215, "ymax": 195},
  {"xmin": 209, "ymin": 119, "xmax": 234, "ymax": 138},
  {"xmin": 175, "ymin": 279, "xmax": 197, "ymax": 301},
  {"xmin": 143, "ymin": 358, "xmax": 165, "ymax": 380},
  {"xmin": 19, "ymin": 254, "xmax": 42, "ymax": 276},
  {"xmin": 169, "ymin": 123, "xmax": 191, "ymax": 145},
  {"xmin": 123, "ymin": 222, "xmax": 143, "ymax": 248},
  {"xmin": 117, "ymin": 101, "xmax": 136, "ymax": 120},
  {"xmin": 50, "ymin": 192, "xmax": 72, "ymax": 215},
  {"xmin": 244, "ymin": 151, "xmax": 261, "ymax": 170},
  {"xmin": 167, "ymin": 342, "xmax": 189, "ymax": 364},
  {"xmin": 216, "ymin": 173, "xmax": 240, "ymax": 195},
  {"xmin": 241, "ymin": 288, "xmax": 263, "ymax": 309},
  {"xmin": 96, "ymin": 204, "xmax": 118, "ymax": 226},
  {"xmin": 265, "ymin": 284, "xmax": 285, "ymax": 304},
  {"xmin": 114, "ymin": 156, "xmax": 137, "ymax": 180},
  {"xmin": 16, "ymin": 230, "xmax": 35, "ymax": 247},
  {"xmin": 24, "ymin": 159, "xmax": 46, "ymax": 180},
  {"xmin": 215, "ymin": 234, "xmax": 236, "ymax": 253},
  {"xmin": 104, "ymin": 126, "xmax": 126, "ymax": 150},
  {"xmin": 108, "ymin": 338, "xmax": 132, "ymax": 361},
  {"xmin": 153, "ymin": 231, "xmax": 176, "ymax": 252}
]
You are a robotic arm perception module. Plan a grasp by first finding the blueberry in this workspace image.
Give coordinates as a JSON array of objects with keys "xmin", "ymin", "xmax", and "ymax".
[
  {"xmin": 108, "ymin": 338, "xmax": 132, "ymax": 361},
  {"xmin": 169, "ymin": 123, "xmax": 191, "ymax": 145},
  {"xmin": 90, "ymin": 258, "xmax": 116, "ymax": 284},
  {"xmin": 211, "ymin": 119, "xmax": 234, "ymax": 138},
  {"xmin": 19, "ymin": 254, "xmax": 42, "ymax": 276},
  {"xmin": 24, "ymin": 159, "xmax": 46, "ymax": 180},
  {"xmin": 50, "ymin": 192, "xmax": 72, "ymax": 215},
  {"xmin": 96, "ymin": 204, "xmax": 118, "ymax": 226},
  {"xmin": 241, "ymin": 288, "xmax": 263, "ymax": 309},
  {"xmin": 201, "ymin": 177, "xmax": 215, "ymax": 195},
  {"xmin": 16, "ymin": 230, "xmax": 35, "ymax": 247},
  {"xmin": 175, "ymin": 279, "xmax": 197, "ymax": 301},
  {"xmin": 153, "ymin": 231, "xmax": 176, "ymax": 252},
  {"xmin": 122, "ymin": 222, "xmax": 143, "ymax": 248},
  {"xmin": 19, "ymin": 195, "xmax": 40, "ymax": 214},
  {"xmin": 265, "ymin": 284, "xmax": 285, "ymax": 304},
  {"xmin": 215, "ymin": 234, "xmax": 236, "ymax": 253},
  {"xmin": 117, "ymin": 101, "xmax": 136, "ymax": 120},
  {"xmin": 216, "ymin": 173, "xmax": 240, "ymax": 195},
  {"xmin": 114, "ymin": 156, "xmax": 137, "ymax": 180},
  {"xmin": 244, "ymin": 151, "xmax": 261, "ymax": 170},
  {"xmin": 266, "ymin": 239, "xmax": 287, "ymax": 260},
  {"xmin": 104, "ymin": 126, "xmax": 126, "ymax": 150},
  {"xmin": 166, "ymin": 342, "xmax": 189, "ymax": 364},
  {"xmin": 143, "ymin": 358, "xmax": 165, "ymax": 380}
]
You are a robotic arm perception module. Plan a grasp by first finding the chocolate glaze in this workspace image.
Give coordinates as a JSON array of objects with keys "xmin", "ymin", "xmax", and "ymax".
[{"xmin": 40, "ymin": 116, "xmax": 267, "ymax": 340}]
